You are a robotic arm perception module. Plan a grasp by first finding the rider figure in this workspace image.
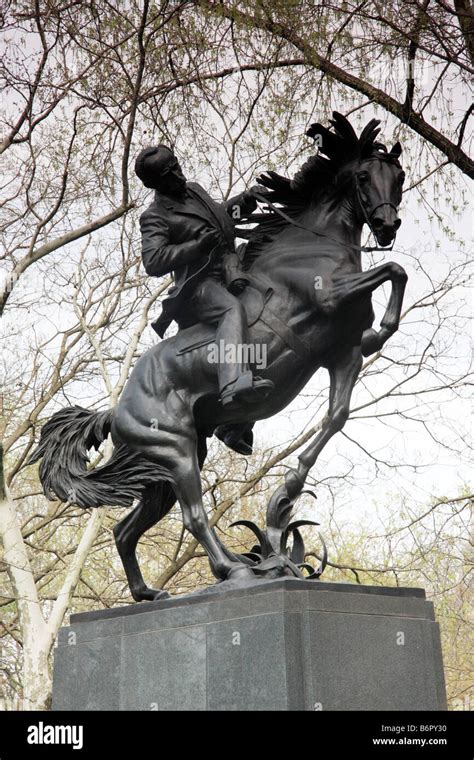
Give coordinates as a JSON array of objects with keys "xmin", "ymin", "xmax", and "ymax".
[{"xmin": 134, "ymin": 145, "xmax": 273, "ymax": 410}]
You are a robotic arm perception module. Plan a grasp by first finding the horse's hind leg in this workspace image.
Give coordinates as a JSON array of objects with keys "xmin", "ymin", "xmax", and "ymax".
[
  {"xmin": 171, "ymin": 443, "xmax": 253, "ymax": 583},
  {"xmin": 114, "ymin": 368, "xmax": 251, "ymax": 585},
  {"xmin": 113, "ymin": 481, "xmax": 176, "ymax": 602},
  {"xmin": 113, "ymin": 437, "xmax": 210, "ymax": 602}
]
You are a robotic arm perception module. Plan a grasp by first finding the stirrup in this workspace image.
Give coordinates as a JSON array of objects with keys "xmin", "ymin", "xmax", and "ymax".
[{"xmin": 220, "ymin": 374, "xmax": 274, "ymax": 406}]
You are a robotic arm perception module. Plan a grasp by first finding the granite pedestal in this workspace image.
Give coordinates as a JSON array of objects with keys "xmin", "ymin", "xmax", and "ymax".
[{"xmin": 52, "ymin": 578, "xmax": 447, "ymax": 711}]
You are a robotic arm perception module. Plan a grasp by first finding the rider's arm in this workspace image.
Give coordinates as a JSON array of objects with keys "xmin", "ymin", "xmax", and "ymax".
[
  {"xmin": 223, "ymin": 190, "xmax": 257, "ymax": 221},
  {"xmin": 140, "ymin": 206, "xmax": 205, "ymax": 277},
  {"xmin": 223, "ymin": 186, "xmax": 272, "ymax": 220}
]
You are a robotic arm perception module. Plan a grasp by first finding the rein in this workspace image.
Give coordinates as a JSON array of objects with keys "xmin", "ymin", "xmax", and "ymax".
[{"xmin": 252, "ymin": 176, "xmax": 398, "ymax": 254}]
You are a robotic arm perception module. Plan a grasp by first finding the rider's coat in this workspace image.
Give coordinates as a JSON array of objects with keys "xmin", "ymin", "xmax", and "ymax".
[{"xmin": 140, "ymin": 182, "xmax": 251, "ymax": 337}]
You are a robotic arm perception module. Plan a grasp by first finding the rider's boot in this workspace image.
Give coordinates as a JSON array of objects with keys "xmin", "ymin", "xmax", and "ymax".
[
  {"xmin": 219, "ymin": 371, "xmax": 274, "ymax": 406},
  {"xmin": 215, "ymin": 422, "xmax": 254, "ymax": 455}
]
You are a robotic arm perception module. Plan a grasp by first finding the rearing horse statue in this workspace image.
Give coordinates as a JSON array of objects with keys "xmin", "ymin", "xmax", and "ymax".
[{"xmin": 30, "ymin": 113, "xmax": 407, "ymax": 601}]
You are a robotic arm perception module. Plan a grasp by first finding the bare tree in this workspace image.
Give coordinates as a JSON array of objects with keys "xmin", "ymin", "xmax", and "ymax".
[{"xmin": 0, "ymin": 0, "xmax": 471, "ymax": 709}]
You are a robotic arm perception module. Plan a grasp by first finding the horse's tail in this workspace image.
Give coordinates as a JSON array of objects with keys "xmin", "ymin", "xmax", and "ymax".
[{"xmin": 28, "ymin": 405, "xmax": 174, "ymax": 508}]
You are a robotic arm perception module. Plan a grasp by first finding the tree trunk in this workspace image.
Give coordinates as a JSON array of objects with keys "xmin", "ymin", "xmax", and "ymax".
[{"xmin": 22, "ymin": 640, "xmax": 52, "ymax": 711}]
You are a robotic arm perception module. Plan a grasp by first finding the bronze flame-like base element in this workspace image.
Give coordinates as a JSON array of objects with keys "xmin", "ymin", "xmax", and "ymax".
[{"xmin": 231, "ymin": 469, "xmax": 328, "ymax": 581}]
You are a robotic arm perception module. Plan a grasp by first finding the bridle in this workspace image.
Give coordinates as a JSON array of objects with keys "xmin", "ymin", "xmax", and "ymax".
[
  {"xmin": 354, "ymin": 158, "xmax": 400, "ymax": 252},
  {"xmin": 251, "ymin": 158, "xmax": 400, "ymax": 254}
]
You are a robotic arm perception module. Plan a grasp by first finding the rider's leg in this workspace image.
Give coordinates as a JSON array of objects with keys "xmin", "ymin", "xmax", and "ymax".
[
  {"xmin": 194, "ymin": 278, "xmax": 273, "ymax": 404},
  {"xmin": 194, "ymin": 278, "xmax": 249, "ymax": 390}
]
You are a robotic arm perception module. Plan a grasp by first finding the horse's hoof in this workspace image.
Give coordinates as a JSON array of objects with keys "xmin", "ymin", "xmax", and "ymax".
[
  {"xmin": 152, "ymin": 589, "xmax": 171, "ymax": 601},
  {"xmin": 226, "ymin": 565, "xmax": 255, "ymax": 583},
  {"xmin": 361, "ymin": 328, "xmax": 380, "ymax": 356},
  {"xmin": 132, "ymin": 586, "xmax": 170, "ymax": 602}
]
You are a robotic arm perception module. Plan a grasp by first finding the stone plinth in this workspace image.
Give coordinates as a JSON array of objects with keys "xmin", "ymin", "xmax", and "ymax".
[{"xmin": 52, "ymin": 578, "xmax": 447, "ymax": 711}]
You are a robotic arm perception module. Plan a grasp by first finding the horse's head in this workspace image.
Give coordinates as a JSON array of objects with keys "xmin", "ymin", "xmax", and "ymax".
[
  {"xmin": 304, "ymin": 113, "xmax": 405, "ymax": 248},
  {"xmin": 355, "ymin": 149, "xmax": 405, "ymax": 247},
  {"xmin": 240, "ymin": 113, "xmax": 406, "ymax": 268}
]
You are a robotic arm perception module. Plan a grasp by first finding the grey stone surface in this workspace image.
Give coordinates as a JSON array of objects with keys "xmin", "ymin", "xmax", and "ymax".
[
  {"xmin": 53, "ymin": 634, "xmax": 121, "ymax": 711},
  {"xmin": 120, "ymin": 624, "xmax": 206, "ymax": 711},
  {"xmin": 207, "ymin": 613, "xmax": 288, "ymax": 710},
  {"xmin": 69, "ymin": 577, "xmax": 426, "ymax": 624},
  {"xmin": 52, "ymin": 579, "xmax": 447, "ymax": 711},
  {"xmin": 303, "ymin": 611, "xmax": 441, "ymax": 710}
]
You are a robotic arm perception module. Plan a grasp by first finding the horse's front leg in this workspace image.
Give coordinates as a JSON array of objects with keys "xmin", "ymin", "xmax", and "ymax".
[
  {"xmin": 269, "ymin": 346, "xmax": 363, "ymax": 512},
  {"xmin": 358, "ymin": 264, "xmax": 407, "ymax": 356},
  {"xmin": 319, "ymin": 262, "xmax": 407, "ymax": 356}
]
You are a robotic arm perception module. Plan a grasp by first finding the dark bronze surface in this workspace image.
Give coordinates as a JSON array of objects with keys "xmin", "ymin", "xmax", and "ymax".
[{"xmin": 29, "ymin": 113, "xmax": 407, "ymax": 602}]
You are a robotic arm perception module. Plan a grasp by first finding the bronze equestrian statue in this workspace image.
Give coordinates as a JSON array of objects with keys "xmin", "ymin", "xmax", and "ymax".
[{"xmin": 29, "ymin": 113, "xmax": 407, "ymax": 602}]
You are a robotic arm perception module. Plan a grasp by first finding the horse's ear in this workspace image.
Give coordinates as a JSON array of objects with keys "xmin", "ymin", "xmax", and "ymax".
[
  {"xmin": 306, "ymin": 123, "xmax": 324, "ymax": 140},
  {"xmin": 306, "ymin": 123, "xmax": 340, "ymax": 158},
  {"xmin": 390, "ymin": 141, "xmax": 402, "ymax": 157}
]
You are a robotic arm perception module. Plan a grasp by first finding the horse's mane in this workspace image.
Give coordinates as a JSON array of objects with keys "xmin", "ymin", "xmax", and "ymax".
[{"xmin": 237, "ymin": 111, "xmax": 402, "ymax": 270}]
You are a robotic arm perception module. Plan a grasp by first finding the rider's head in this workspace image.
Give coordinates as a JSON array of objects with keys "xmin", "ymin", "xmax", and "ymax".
[{"xmin": 135, "ymin": 145, "xmax": 186, "ymax": 196}]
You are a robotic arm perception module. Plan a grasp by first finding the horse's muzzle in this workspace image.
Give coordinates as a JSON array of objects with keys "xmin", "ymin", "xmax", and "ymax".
[{"xmin": 371, "ymin": 210, "xmax": 401, "ymax": 247}]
